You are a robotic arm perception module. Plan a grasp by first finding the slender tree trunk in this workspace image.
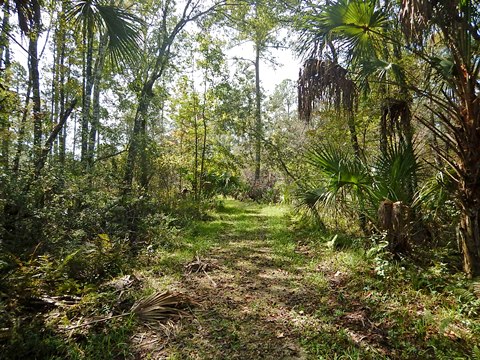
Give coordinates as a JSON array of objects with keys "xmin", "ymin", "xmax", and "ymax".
[
  {"xmin": 72, "ymin": 111, "xmax": 77, "ymax": 158},
  {"xmin": 193, "ymin": 96, "xmax": 199, "ymax": 199},
  {"xmin": 81, "ymin": 20, "xmax": 94, "ymax": 165},
  {"xmin": 199, "ymin": 70, "xmax": 209, "ymax": 198},
  {"xmin": 88, "ymin": 34, "xmax": 108, "ymax": 168},
  {"xmin": 200, "ymin": 109, "xmax": 208, "ymax": 198},
  {"xmin": 347, "ymin": 112, "xmax": 361, "ymax": 159},
  {"xmin": 58, "ymin": 35, "xmax": 67, "ymax": 166},
  {"xmin": 124, "ymin": 85, "xmax": 153, "ymax": 190},
  {"xmin": 29, "ymin": 1, "xmax": 42, "ymax": 165},
  {"xmin": 51, "ymin": 28, "xmax": 59, "ymax": 157},
  {"xmin": 34, "ymin": 99, "xmax": 77, "ymax": 178},
  {"xmin": 254, "ymin": 42, "xmax": 261, "ymax": 182},
  {"xmin": 0, "ymin": 4, "xmax": 7, "ymax": 66},
  {"xmin": 13, "ymin": 82, "xmax": 31, "ymax": 173},
  {"xmin": 0, "ymin": 3, "xmax": 10, "ymax": 169}
]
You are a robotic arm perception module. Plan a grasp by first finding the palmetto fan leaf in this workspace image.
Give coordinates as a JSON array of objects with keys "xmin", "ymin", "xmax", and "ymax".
[
  {"xmin": 95, "ymin": 4, "xmax": 143, "ymax": 68},
  {"xmin": 372, "ymin": 143, "xmax": 419, "ymax": 204},
  {"xmin": 297, "ymin": 141, "xmax": 422, "ymax": 225},
  {"xmin": 306, "ymin": 143, "xmax": 371, "ymax": 191},
  {"xmin": 334, "ymin": 0, "xmax": 387, "ymax": 61},
  {"xmin": 296, "ymin": 143, "xmax": 372, "ymax": 221},
  {"xmin": 301, "ymin": 0, "xmax": 387, "ymax": 63},
  {"xmin": 357, "ymin": 58, "xmax": 406, "ymax": 92},
  {"xmin": 66, "ymin": 0, "xmax": 143, "ymax": 68}
]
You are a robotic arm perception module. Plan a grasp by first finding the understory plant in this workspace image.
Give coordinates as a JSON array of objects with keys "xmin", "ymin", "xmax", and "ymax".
[{"xmin": 296, "ymin": 141, "xmax": 421, "ymax": 231}]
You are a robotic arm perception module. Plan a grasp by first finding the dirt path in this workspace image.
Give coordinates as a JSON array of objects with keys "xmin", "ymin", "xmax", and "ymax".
[{"xmin": 151, "ymin": 201, "xmax": 326, "ymax": 359}]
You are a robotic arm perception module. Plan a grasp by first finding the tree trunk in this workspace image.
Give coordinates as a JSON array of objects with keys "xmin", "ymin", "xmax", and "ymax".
[
  {"xmin": 81, "ymin": 19, "xmax": 94, "ymax": 165},
  {"xmin": 13, "ymin": 82, "xmax": 31, "ymax": 173},
  {"xmin": 88, "ymin": 34, "xmax": 108, "ymax": 168},
  {"xmin": 346, "ymin": 111, "xmax": 361, "ymax": 159},
  {"xmin": 58, "ymin": 30, "xmax": 67, "ymax": 166},
  {"xmin": 29, "ymin": 1, "xmax": 42, "ymax": 164},
  {"xmin": 34, "ymin": 99, "xmax": 77, "ymax": 178},
  {"xmin": 254, "ymin": 42, "xmax": 261, "ymax": 182},
  {"xmin": 0, "ymin": 2, "xmax": 9, "ymax": 67},
  {"xmin": 123, "ymin": 85, "xmax": 153, "ymax": 191},
  {"xmin": 457, "ymin": 112, "xmax": 480, "ymax": 277},
  {"xmin": 0, "ymin": 4, "xmax": 10, "ymax": 169},
  {"xmin": 458, "ymin": 208, "xmax": 480, "ymax": 278},
  {"xmin": 378, "ymin": 200, "xmax": 411, "ymax": 253},
  {"xmin": 193, "ymin": 95, "xmax": 199, "ymax": 199},
  {"xmin": 200, "ymin": 103, "xmax": 208, "ymax": 198}
]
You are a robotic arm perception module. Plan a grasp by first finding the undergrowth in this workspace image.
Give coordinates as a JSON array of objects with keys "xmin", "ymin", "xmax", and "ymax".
[{"xmin": 1, "ymin": 199, "xmax": 479, "ymax": 359}]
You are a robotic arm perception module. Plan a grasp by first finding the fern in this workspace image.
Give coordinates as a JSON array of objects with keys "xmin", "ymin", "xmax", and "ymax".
[
  {"xmin": 473, "ymin": 346, "xmax": 480, "ymax": 360},
  {"xmin": 473, "ymin": 281, "xmax": 480, "ymax": 299}
]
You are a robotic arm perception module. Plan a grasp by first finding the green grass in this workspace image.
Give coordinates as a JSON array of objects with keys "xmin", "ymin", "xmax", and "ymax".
[{"xmin": 3, "ymin": 199, "xmax": 480, "ymax": 359}]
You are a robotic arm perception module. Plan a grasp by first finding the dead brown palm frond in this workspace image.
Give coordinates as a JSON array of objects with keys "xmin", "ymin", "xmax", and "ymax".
[
  {"xmin": 400, "ymin": 0, "xmax": 433, "ymax": 43},
  {"xmin": 131, "ymin": 290, "xmax": 194, "ymax": 323},
  {"xmin": 62, "ymin": 290, "xmax": 195, "ymax": 331},
  {"xmin": 380, "ymin": 98, "xmax": 413, "ymax": 153},
  {"xmin": 298, "ymin": 59, "xmax": 356, "ymax": 123}
]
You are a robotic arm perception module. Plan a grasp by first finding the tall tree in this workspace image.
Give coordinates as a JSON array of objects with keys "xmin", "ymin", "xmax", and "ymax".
[
  {"xmin": 28, "ymin": 0, "xmax": 42, "ymax": 165},
  {"xmin": 400, "ymin": 0, "xmax": 480, "ymax": 277},
  {"xmin": 0, "ymin": 0, "xmax": 11, "ymax": 168},
  {"xmin": 225, "ymin": 0, "xmax": 284, "ymax": 182},
  {"xmin": 297, "ymin": 0, "xmax": 480, "ymax": 276},
  {"xmin": 123, "ymin": 0, "xmax": 225, "ymax": 191},
  {"xmin": 67, "ymin": 0, "xmax": 142, "ymax": 168}
]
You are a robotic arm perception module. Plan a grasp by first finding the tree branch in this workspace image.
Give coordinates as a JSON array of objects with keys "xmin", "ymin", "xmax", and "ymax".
[{"xmin": 34, "ymin": 98, "xmax": 78, "ymax": 177}]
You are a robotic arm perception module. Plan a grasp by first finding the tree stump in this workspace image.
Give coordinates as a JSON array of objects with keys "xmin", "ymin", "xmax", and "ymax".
[{"xmin": 378, "ymin": 200, "xmax": 411, "ymax": 253}]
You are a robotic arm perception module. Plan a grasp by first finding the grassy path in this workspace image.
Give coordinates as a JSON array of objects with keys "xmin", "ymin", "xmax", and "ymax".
[
  {"xmin": 159, "ymin": 200, "xmax": 316, "ymax": 359},
  {"xmin": 140, "ymin": 200, "xmax": 374, "ymax": 360},
  {"xmin": 138, "ymin": 199, "xmax": 478, "ymax": 360}
]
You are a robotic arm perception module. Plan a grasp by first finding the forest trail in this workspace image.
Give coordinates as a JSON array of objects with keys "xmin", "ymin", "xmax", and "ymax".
[{"xmin": 147, "ymin": 200, "xmax": 388, "ymax": 359}]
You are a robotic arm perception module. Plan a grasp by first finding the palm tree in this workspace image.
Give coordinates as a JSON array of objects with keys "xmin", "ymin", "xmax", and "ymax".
[
  {"xmin": 297, "ymin": 0, "xmax": 480, "ymax": 276},
  {"xmin": 66, "ymin": 0, "xmax": 142, "ymax": 167},
  {"xmin": 398, "ymin": 0, "xmax": 480, "ymax": 277},
  {"xmin": 297, "ymin": 0, "xmax": 412, "ymax": 156}
]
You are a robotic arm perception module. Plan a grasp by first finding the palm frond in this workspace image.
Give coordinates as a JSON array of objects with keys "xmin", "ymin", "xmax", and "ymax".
[
  {"xmin": 336, "ymin": 0, "xmax": 387, "ymax": 62},
  {"xmin": 306, "ymin": 142, "xmax": 371, "ymax": 191},
  {"xmin": 357, "ymin": 58, "xmax": 406, "ymax": 93},
  {"xmin": 400, "ymin": 0, "xmax": 432, "ymax": 43},
  {"xmin": 298, "ymin": 59, "xmax": 356, "ymax": 122},
  {"xmin": 95, "ymin": 3, "xmax": 143, "ymax": 68},
  {"xmin": 372, "ymin": 142, "xmax": 419, "ymax": 203},
  {"xmin": 131, "ymin": 291, "xmax": 194, "ymax": 323},
  {"xmin": 66, "ymin": 0, "xmax": 143, "ymax": 68},
  {"xmin": 298, "ymin": 0, "xmax": 387, "ymax": 63},
  {"xmin": 296, "ymin": 184, "xmax": 336, "ymax": 209},
  {"xmin": 294, "ymin": 185, "xmax": 331, "ymax": 226}
]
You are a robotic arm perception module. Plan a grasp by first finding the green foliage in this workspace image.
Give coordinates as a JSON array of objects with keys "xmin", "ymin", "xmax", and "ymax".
[
  {"xmin": 297, "ymin": 141, "xmax": 420, "ymax": 227},
  {"xmin": 66, "ymin": 0, "xmax": 143, "ymax": 68},
  {"xmin": 2, "ymin": 314, "xmax": 136, "ymax": 359}
]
